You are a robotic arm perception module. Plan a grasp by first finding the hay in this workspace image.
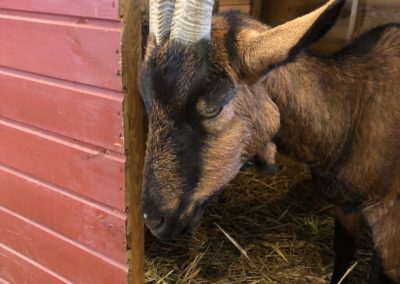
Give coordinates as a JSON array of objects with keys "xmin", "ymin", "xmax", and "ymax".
[{"xmin": 145, "ymin": 163, "xmax": 373, "ymax": 283}]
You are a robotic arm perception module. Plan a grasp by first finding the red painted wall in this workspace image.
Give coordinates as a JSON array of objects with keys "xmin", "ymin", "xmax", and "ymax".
[{"xmin": 0, "ymin": 1, "xmax": 128, "ymax": 283}]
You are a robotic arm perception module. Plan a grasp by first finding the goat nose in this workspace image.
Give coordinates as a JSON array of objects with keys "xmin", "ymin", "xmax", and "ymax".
[{"xmin": 142, "ymin": 211, "xmax": 164, "ymax": 231}]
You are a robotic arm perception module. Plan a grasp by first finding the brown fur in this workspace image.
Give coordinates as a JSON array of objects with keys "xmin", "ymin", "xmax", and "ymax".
[{"xmin": 140, "ymin": 0, "xmax": 400, "ymax": 281}]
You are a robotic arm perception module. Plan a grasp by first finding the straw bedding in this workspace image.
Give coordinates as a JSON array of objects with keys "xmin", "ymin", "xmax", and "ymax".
[{"xmin": 145, "ymin": 163, "xmax": 373, "ymax": 283}]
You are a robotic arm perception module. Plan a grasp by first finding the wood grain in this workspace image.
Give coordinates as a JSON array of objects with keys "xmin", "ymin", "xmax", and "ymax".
[
  {"xmin": 122, "ymin": 0, "xmax": 145, "ymax": 283},
  {"xmin": 0, "ymin": 68, "xmax": 124, "ymax": 153},
  {"xmin": 219, "ymin": 4, "xmax": 251, "ymax": 14},
  {"xmin": 0, "ymin": 243, "xmax": 67, "ymax": 284},
  {"xmin": 219, "ymin": 0, "xmax": 251, "ymax": 14},
  {"xmin": 0, "ymin": 0, "xmax": 119, "ymax": 20},
  {"xmin": 0, "ymin": 206, "xmax": 127, "ymax": 284},
  {"xmin": 0, "ymin": 119, "xmax": 125, "ymax": 210},
  {"xmin": 0, "ymin": 13, "xmax": 122, "ymax": 90},
  {"xmin": 0, "ymin": 164, "xmax": 127, "ymax": 263}
]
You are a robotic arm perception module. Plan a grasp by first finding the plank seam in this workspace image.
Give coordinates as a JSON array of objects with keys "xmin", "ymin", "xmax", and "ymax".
[
  {"xmin": 0, "ymin": 162, "xmax": 126, "ymax": 219},
  {"xmin": 0, "ymin": 65, "xmax": 123, "ymax": 100},
  {"xmin": 0, "ymin": 242, "xmax": 72, "ymax": 284},
  {"xmin": 0, "ymin": 206, "xmax": 128, "ymax": 271},
  {"xmin": 0, "ymin": 117, "xmax": 125, "ymax": 162},
  {"xmin": 0, "ymin": 9, "xmax": 121, "ymax": 31},
  {"xmin": 0, "ymin": 5, "xmax": 120, "ymax": 22}
]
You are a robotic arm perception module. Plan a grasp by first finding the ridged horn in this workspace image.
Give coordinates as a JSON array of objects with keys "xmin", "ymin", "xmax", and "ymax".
[
  {"xmin": 149, "ymin": 0, "xmax": 175, "ymax": 45},
  {"xmin": 170, "ymin": 0, "xmax": 215, "ymax": 44}
]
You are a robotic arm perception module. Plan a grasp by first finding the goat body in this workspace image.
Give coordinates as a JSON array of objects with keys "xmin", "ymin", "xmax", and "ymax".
[{"xmin": 258, "ymin": 23, "xmax": 400, "ymax": 282}]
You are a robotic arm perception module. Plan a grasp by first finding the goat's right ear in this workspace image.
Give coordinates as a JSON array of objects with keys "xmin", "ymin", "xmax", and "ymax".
[{"xmin": 239, "ymin": 0, "xmax": 345, "ymax": 77}]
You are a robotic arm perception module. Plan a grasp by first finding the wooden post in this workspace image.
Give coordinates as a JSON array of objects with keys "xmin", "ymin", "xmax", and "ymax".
[
  {"xmin": 251, "ymin": 0, "xmax": 262, "ymax": 19},
  {"xmin": 121, "ymin": 0, "xmax": 145, "ymax": 283}
]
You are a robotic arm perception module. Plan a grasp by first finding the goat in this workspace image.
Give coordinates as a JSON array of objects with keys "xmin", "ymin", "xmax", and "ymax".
[{"xmin": 139, "ymin": 0, "xmax": 400, "ymax": 282}]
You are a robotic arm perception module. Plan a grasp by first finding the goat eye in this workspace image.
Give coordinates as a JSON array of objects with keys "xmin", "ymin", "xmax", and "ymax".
[{"xmin": 201, "ymin": 105, "xmax": 223, "ymax": 119}]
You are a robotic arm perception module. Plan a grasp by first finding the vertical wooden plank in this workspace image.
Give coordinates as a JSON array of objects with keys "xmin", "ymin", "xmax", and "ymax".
[
  {"xmin": 251, "ymin": 0, "xmax": 262, "ymax": 19},
  {"xmin": 121, "ymin": 0, "xmax": 145, "ymax": 283}
]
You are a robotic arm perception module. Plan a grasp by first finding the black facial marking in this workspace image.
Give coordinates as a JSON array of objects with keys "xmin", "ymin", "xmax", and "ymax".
[
  {"xmin": 170, "ymin": 123, "xmax": 204, "ymax": 194},
  {"xmin": 203, "ymin": 76, "xmax": 235, "ymax": 108},
  {"xmin": 223, "ymin": 11, "xmax": 246, "ymax": 76},
  {"xmin": 154, "ymin": 40, "xmax": 209, "ymax": 109}
]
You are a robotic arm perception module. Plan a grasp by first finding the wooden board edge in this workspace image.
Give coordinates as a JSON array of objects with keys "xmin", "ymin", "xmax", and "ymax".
[{"xmin": 121, "ymin": 0, "xmax": 145, "ymax": 283}]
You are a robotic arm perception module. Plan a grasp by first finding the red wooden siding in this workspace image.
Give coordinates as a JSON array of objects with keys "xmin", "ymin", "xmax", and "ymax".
[
  {"xmin": 0, "ymin": 119, "xmax": 125, "ymax": 210},
  {"xmin": 0, "ymin": 164, "xmax": 126, "ymax": 263},
  {"xmin": 0, "ymin": 68, "xmax": 124, "ymax": 153},
  {"xmin": 0, "ymin": 0, "xmax": 119, "ymax": 20},
  {"xmin": 0, "ymin": 1, "xmax": 128, "ymax": 283},
  {"xmin": 0, "ymin": 244, "xmax": 67, "ymax": 284},
  {"xmin": 0, "ymin": 12, "xmax": 121, "ymax": 91},
  {"xmin": 0, "ymin": 207, "xmax": 127, "ymax": 284}
]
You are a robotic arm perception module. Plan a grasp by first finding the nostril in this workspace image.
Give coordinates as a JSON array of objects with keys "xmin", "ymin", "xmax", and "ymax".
[{"xmin": 142, "ymin": 212, "xmax": 165, "ymax": 231}]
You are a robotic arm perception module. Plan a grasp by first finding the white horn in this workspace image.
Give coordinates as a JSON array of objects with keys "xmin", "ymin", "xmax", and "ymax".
[
  {"xmin": 170, "ymin": 0, "xmax": 215, "ymax": 44},
  {"xmin": 149, "ymin": 0, "xmax": 175, "ymax": 45}
]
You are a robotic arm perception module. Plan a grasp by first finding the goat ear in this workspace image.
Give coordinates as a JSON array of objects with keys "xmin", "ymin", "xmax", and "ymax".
[
  {"xmin": 240, "ymin": 0, "xmax": 345, "ymax": 77},
  {"xmin": 138, "ymin": 65, "xmax": 155, "ymax": 115}
]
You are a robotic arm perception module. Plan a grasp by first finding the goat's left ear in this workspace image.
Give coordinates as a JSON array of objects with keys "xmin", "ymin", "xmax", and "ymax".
[{"xmin": 239, "ymin": 0, "xmax": 345, "ymax": 77}]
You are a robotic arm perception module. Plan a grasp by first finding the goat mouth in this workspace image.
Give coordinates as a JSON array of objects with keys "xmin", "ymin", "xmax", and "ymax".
[
  {"xmin": 184, "ymin": 192, "xmax": 223, "ymax": 232},
  {"xmin": 176, "ymin": 203, "xmax": 208, "ymax": 237},
  {"xmin": 151, "ymin": 190, "xmax": 225, "ymax": 240}
]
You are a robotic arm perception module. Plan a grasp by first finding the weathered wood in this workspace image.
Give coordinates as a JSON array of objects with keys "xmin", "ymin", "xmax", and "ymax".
[
  {"xmin": 251, "ymin": 0, "xmax": 262, "ymax": 19},
  {"xmin": 0, "ymin": 164, "xmax": 127, "ymax": 263},
  {"xmin": 360, "ymin": 0, "xmax": 400, "ymax": 33},
  {"xmin": 0, "ymin": 119, "xmax": 125, "ymax": 210},
  {"xmin": 219, "ymin": 0, "xmax": 251, "ymax": 14},
  {"xmin": 122, "ymin": 0, "xmax": 145, "ymax": 283},
  {"xmin": 0, "ymin": 206, "xmax": 127, "ymax": 284},
  {"xmin": 0, "ymin": 0, "xmax": 119, "ymax": 20},
  {"xmin": 0, "ymin": 14, "xmax": 121, "ymax": 90},
  {"xmin": 220, "ymin": 0, "xmax": 250, "ymax": 5},
  {"xmin": 0, "ymin": 243, "xmax": 65, "ymax": 284},
  {"xmin": 219, "ymin": 4, "xmax": 250, "ymax": 14},
  {"xmin": 0, "ymin": 68, "xmax": 124, "ymax": 153}
]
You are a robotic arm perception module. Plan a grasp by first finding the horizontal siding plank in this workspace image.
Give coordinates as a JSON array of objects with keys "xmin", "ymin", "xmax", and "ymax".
[
  {"xmin": 0, "ymin": 119, "xmax": 125, "ymax": 210},
  {"xmin": 0, "ymin": 207, "xmax": 127, "ymax": 284},
  {"xmin": 0, "ymin": 15, "xmax": 121, "ymax": 91},
  {"xmin": 0, "ymin": 243, "xmax": 67, "ymax": 284},
  {"xmin": 0, "ymin": 0, "xmax": 119, "ymax": 20},
  {"xmin": 0, "ymin": 164, "xmax": 126, "ymax": 263},
  {"xmin": 219, "ymin": 4, "xmax": 251, "ymax": 14},
  {"xmin": 220, "ymin": 0, "xmax": 250, "ymax": 5},
  {"xmin": 0, "ymin": 68, "xmax": 124, "ymax": 153}
]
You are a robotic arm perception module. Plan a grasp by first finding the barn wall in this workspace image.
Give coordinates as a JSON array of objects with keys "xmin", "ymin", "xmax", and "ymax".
[
  {"xmin": 0, "ymin": 1, "xmax": 129, "ymax": 283},
  {"xmin": 219, "ymin": 0, "xmax": 251, "ymax": 14}
]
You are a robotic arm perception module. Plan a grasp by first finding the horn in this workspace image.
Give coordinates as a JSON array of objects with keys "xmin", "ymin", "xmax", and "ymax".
[
  {"xmin": 170, "ymin": 0, "xmax": 215, "ymax": 44},
  {"xmin": 149, "ymin": 0, "xmax": 175, "ymax": 45}
]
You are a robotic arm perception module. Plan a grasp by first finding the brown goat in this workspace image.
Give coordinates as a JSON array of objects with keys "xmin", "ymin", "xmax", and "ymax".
[{"xmin": 139, "ymin": 0, "xmax": 400, "ymax": 282}]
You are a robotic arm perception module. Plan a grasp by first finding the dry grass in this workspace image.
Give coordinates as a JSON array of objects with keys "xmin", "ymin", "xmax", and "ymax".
[{"xmin": 145, "ymin": 163, "xmax": 373, "ymax": 283}]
